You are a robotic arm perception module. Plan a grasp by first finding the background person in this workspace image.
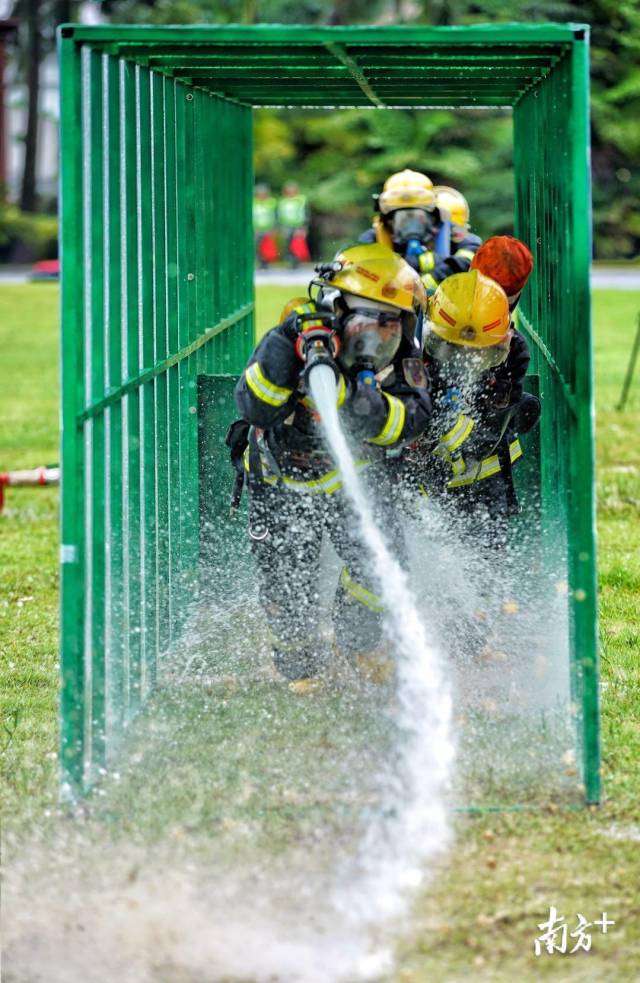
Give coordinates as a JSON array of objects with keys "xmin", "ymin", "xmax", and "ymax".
[
  {"xmin": 277, "ymin": 181, "xmax": 310, "ymax": 268},
  {"xmin": 253, "ymin": 183, "xmax": 279, "ymax": 268}
]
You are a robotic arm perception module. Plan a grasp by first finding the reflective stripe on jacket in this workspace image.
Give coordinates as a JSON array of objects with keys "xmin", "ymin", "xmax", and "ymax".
[
  {"xmin": 244, "ymin": 443, "xmax": 370, "ymax": 495},
  {"xmin": 447, "ymin": 439, "xmax": 523, "ymax": 488},
  {"xmin": 235, "ymin": 322, "xmax": 432, "ymax": 495},
  {"xmin": 431, "ymin": 411, "xmax": 523, "ymax": 489}
]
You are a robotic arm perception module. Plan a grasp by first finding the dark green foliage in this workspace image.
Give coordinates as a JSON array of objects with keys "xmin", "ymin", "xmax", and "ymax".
[
  {"xmin": 254, "ymin": 107, "xmax": 515, "ymax": 253},
  {"xmin": 8, "ymin": 0, "xmax": 639, "ymax": 256}
]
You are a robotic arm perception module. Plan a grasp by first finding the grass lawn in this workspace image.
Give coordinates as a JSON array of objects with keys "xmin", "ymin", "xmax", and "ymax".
[{"xmin": 1, "ymin": 284, "xmax": 639, "ymax": 979}]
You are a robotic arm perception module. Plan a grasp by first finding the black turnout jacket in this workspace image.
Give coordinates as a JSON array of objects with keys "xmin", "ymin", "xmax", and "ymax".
[{"xmin": 234, "ymin": 315, "xmax": 432, "ymax": 487}]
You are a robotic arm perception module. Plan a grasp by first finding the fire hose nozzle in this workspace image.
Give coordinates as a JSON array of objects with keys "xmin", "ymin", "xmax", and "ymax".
[
  {"xmin": 296, "ymin": 322, "xmax": 341, "ymax": 387},
  {"xmin": 302, "ymin": 337, "xmax": 341, "ymax": 387}
]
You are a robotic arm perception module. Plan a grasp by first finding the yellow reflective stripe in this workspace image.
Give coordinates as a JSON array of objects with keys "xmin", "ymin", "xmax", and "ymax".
[
  {"xmin": 418, "ymin": 250, "xmax": 435, "ymax": 273},
  {"xmin": 421, "ymin": 272, "xmax": 438, "ymax": 290},
  {"xmin": 451, "ymin": 456, "xmax": 466, "ymax": 476},
  {"xmin": 477, "ymin": 455, "xmax": 501, "ymax": 480},
  {"xmin": 510, "ymin": 439, "xmax": 523, "ymax": 463},
  {"xmin": 447, "ymin": 463, "xmax": 480, "ymax": 488},
  {"xmin": 246, "ymin": 447, "xmax": 370, "ymax": 494},
  {"xmin": 367, "ymin": 392, "xmax": 406, "ymax": 447},
  {"xmin": 434, "ymin": 414, "xmax": 474, "ymax": 458},
  {"xmin": 339, "ymin": 566, "xmax": 384, "ymax": 613},
  {"xmin": 455, "ymin": 248, "xmax": 476, "ymax": 262},
  {"xmin": 279, "ymin": 459, "xmax": 369, "ymax": 494},
  {"xmin": 447, "ymin": 439, "xmax": 524, "ymax": 488},
  {"xmin": 245, "ymin": 362, "xmax": 293, "ymax": 407}
]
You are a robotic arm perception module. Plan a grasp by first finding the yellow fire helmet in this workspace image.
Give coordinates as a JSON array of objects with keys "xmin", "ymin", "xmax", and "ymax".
[
  {"xmin": 378, "ymin": 169, "xmax": 436, "ymax": 215},
  {"xmin": 328, "ymin": 242, "xmax": 427, "ymax": 316},
  {"xmin": 428, "ymin": 270, "xmax": 510, "ymax": 349},
  {"xmin": 434, "ymin": 185, "xmax": 470, "ymax": 227},
  {"xmin": 279, "ymin": 296, "xmax": 315, "ymax": 322}
]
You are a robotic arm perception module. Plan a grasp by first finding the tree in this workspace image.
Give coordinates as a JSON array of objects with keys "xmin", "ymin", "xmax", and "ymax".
[
  {"xmin": 17, "ymin": 0, "xmax": 40, "ymax": 212},
  {"xmin": 11, "ymin": 0, "xmax": 73, "ymax": 212}
]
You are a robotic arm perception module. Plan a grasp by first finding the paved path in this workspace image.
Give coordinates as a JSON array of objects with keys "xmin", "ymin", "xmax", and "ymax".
[
  {"xmin": 257, "ymin": 266, "xmax": 640, "ymax": 289},
  {"xmin": 2, "ymin": 265, "xmax": 640, "ymax": 289},
  {"xmin": 590, "ymin": 269, "xmax": 640, "ymax": 290}
]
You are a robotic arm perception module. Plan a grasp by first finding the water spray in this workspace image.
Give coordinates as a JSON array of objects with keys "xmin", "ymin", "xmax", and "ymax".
[{"xmin": 306, "ymin": 358, "xmax": 455, "ymax": 973}]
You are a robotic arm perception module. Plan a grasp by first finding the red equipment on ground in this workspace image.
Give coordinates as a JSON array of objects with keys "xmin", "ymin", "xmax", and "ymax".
[{"xmin": 0, "ymin": 465, "xmax": 60, "ymax": 512}]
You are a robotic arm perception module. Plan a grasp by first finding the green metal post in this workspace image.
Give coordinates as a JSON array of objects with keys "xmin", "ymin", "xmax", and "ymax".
[
  {"xmin": 59, "ymin": 29, "xmax": 85, "ymax": 795},
  {"xmin": 568, "ymin": 30, "xmax": 600, "ymax": 804}
]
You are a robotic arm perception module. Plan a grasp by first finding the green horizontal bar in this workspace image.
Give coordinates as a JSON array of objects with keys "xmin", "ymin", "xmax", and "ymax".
[
  {"xmin": 209, "ymin": 82, "xmax": 527, "ymax": 92},
  {"xmin": 231, "ymin": 100, "xmax": 516, "ymax": 108},
  {"xmin": 147, "ymin": 52, "xmax": 561, "ymax": 65},
  {"xmin": 184, "ymin": 73, "xmax": 528, "ymax": 85},
  {"xmin": 63, "ymin": 24, "xmax": 588, "ymax": 46},
  {"xmin": 453, "ymin": 801, "xmax": 586, "ymax": 814},
  {"xmin": 518, "ymin": 312, "xmax": 578, "ymax": 418},
  {"xmin": 77, "ymin": 302, "xmax": 253, "ymax": 423},
  {"xmin": 166, "ymin": 66, "xmax": 539, "ymax": 79},
  {"xmin": 149, "ymin": 51, "xmax": 559, "ymax": 62}
]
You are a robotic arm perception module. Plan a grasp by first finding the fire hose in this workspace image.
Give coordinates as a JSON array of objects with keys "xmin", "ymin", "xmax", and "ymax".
[{"xmin": 0, "ymin": 465, "xmax": 60, "ymax": 513}]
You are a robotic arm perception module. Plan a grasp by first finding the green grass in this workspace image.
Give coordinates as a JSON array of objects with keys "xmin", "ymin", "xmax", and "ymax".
[
  {"xmin": 0, "ymin": 286, "xmax": 60, "ymax": 821},
  {"xmin": 1, "ymin": 285, "xmax": 640, "ymax": 979}
]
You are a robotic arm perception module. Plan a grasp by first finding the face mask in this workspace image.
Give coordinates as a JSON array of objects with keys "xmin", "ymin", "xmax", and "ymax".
[
  {"xmin": 424, "ymin": 326, "xmax": 511, "ymax": 374},
  {"xmin": 339, "ymin": 309, "xmax": 403, "ymax": 372},
  {"xmin": 391, "ymin": 208, "xmax": 434, "ymax": 245}
]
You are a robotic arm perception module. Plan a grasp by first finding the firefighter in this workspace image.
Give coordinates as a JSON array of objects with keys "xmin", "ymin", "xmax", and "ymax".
[
  {"xmin": 360, "ymin": 169, "xmax": 481, "ymax": 291},
  {"xmin": 404, "ymin": 267, "xmax": 540, "ymax": 531},
  {"xmin": 429, "ymin": 185, "xmax": 482, "ymax": 289},
  {"xmin": 229, "ymin": 243, "xmax": 431, "ymax": 692}
]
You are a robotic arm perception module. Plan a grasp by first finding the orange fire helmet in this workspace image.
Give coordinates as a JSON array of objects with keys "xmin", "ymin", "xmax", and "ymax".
[{"xmin": 470, "ymin": 236, "xmax": 533, "ymax": 303}]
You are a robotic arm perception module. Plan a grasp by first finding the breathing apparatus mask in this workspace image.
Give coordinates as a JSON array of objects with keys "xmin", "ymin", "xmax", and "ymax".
[
  {"xmin": 339, "ymin": 297, "xmax": 403, "ymax": 373},
  {"xmin": 309, "ymin": 281, "xmax": 404, "ymax": 374},
  {"xmin": 423, "ymin": 321, "xmax": 512, "ymax": 377},
  {"xmin": 389, "ymin": 208, "xmax": 436, "ymax": 250}
]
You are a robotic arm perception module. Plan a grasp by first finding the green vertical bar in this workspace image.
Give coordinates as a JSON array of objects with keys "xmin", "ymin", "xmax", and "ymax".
[
  {"xmin": 175, "ymin": 81, "xmax": 198, "ymax": 607},
  {"xmin": 120, "ymin": 56, "xmax": 142, "ymax": 716},
  {"xmin": 135, "ymin": 64, "xmax": 158, "ymax": 696},
  {"xmin": 59, "ymin": 29, "xmax": 85, "ymax": 795},
  {"xmin": 151, "ymin": 70, "xmax": 170, "ymax": 659},
  {"xmin": 193, "ymin": 89, "xmax": 209, "ymax": 375},
  {"xmin": 164, "ymin": 78, "xmax": 182, "ymax": 639},
  {"xmin": 82, "ymin": 45, "xmax": 106, "ymax": 779},
  {"xmin": 569, "ymin": 30, "xmax": 600, "ymax": 804},
  {"xmin": 103, "ymin": 52, "xmax": 125, "ymax": 753}
]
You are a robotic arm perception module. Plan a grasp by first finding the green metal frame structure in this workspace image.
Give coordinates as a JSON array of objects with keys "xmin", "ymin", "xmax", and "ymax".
[{"xmin": 59, "ymin": 23, "xmax": 599, "ymax": 802}]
